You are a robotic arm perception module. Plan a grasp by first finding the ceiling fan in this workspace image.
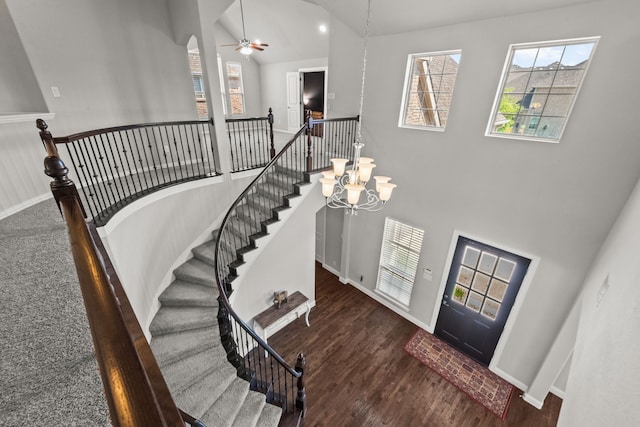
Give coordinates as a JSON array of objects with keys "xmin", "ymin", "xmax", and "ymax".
[{"xmin": 220, "ymin": 0, "xmax": 269, "ymax": 55}]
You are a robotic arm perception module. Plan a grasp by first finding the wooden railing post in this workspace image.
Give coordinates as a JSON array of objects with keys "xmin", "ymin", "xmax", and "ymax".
[
  {"xmin": 305, "ymin": 110, "xmax": 312, "ymax": 172},
  {"xmin": 268, "ymin": 107, "xmax": 275, "ymax": 159},
  {"xmin": 295, "ymin": 352, "xmax": 307, "ymax": 416},
  {"xmin": 37, "ymin": 119, "xmax": 87, "ymax": 218}
]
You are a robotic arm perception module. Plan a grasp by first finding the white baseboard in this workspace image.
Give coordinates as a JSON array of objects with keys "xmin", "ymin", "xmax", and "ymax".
[
  {"xmin": 0, "ymin": 193, "xmax": 52, "ymax": 221},
  {"xmin": 321, "ymin": 263, "xmax": 341, "ymax": 278},
  {"xmin": 522, "ymin": 392, "xmax": 544, "ymax": 409},
  {"xmin": 489, "ymin": 365, "xmax": 528, "ymax": 391},
  {"xmin": 550, "ymin": 385, "xmax": 565, "ymax": 399}
]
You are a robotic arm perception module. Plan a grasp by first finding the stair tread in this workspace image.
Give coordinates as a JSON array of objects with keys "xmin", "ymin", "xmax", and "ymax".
[
  {"xmin": 255, "ymin": 401, "xmax": 284, "ymax": 427},
  {"xmin": 150, "ymin": 328, "xmax": 219, "ymax": 367},
  {"xmin": 175, "ymin": 363, "xmax": 238, "ymax": 418},
  {"xmin": 149, "ymin": 306, "xmax": 217, "ymax": 336},
  {"xmin": 232, "ymin": 389, "xmax": 267, "ymax": 427},
  {"xmin": 201, "ymin": 377, "xmax": 250, "ymax": 427},
  {"xmin": 159, "ymin": 280, "xmax": 218, "ymax": 307},
  {"xmin": 192, "ymin": 240, "xmax": 216, "ymax": 265},
  {"xmin": 162, "ymin": 344, "xmax": 230, "ymax": 395},
  {"xmin": 174, "ymin": 257, "xmax": 216, "ymax": 287}
]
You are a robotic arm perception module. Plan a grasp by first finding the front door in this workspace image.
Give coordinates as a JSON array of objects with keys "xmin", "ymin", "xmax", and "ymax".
[{"xmin": 435, "ymin": 236, "xmax": 531, "ymax": 366}]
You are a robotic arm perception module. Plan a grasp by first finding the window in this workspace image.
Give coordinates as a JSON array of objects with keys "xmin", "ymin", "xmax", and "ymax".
[
  {"xmin": 486, "ymin": 37, "xmax": 599, "ymax": 143},
  {"xmin": 226, "ymin": 61, "xmax": 245, "ymax": 115},
  {"xmin": 217, "ymin": 54, "xmax": 227, "ymax": 116},
  {"xmin": 399, "ymin": 50, "xmax": 461, "ymax": 131},
  {"xmin": 187, "ymin": 37, "xmax": 208, "ymax": 118},
  {"xmin": 376, "ymin": 218, "xmax": 424, "ymax": 307},
  {"xmin": 192, "ymin": 74, "xmax": 205, "ymax": 98}
]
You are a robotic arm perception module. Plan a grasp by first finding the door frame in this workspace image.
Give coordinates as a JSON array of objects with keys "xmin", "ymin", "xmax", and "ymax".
[
  {"xmin": 430, "ymin": 229, "xmax": 540, "ymax": 384},
  {"xmin": 299, "ymin": 66, "xmax": 328, "ymax": 121}
]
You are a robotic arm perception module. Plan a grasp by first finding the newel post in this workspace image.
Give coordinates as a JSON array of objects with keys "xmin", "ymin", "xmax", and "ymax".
[
  {"xmin": 268, "ymin": 107, "xmax": 275, "ymax": 159},
  {"xmin": 37, "ymin": 119, "xmax": 87, "ymax": 218},
  {"xmin": 305, "ymin": 110, "xmax": 313, "ymax": 172},
  {"xmin": 295, "ymin": 352, "xmax": 307, "ymax": 416}
]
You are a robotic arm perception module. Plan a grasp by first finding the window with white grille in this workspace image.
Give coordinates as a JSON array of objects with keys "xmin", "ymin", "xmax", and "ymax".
[
  {"xmin": 486, "ymin": 37, "xmax": 599, "ymax": 143},
  {"xmin": 398, "ymin": 50, "xmax": 462, "ymax": 131},
  {"xmin": 376, "ymin": 218, "xmax": 424, "ymax": 307},
  {"xmin": 226, "ymin": 61, "xmax": 245, "ymax": 115}
]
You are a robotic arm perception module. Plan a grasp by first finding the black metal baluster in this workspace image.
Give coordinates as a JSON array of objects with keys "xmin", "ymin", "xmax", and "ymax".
[
  {"xmin": 142, "ymin": 127, "xmax": 161, "ymax": 186},
  {"xmin": 65, "ymin": 143, "xmax": 94, "ymax": 220},
  {"xmin": 110, "ymin": 132, "xmax": 132, "ymax": 201},
  {"xmin": 116, "ymin": 131, "xmax": 136, "ymax": 197},
  {"xmin": 88, "ymin": 135, "xmax": 116, "ymax": 213},
  {"xmin": 99, "ymin": 133, "xmax": 126, "ymax": 206}
]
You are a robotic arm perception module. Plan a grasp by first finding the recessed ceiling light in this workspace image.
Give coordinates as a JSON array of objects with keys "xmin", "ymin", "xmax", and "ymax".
[{"xmin": 319, "ymin": 24, "xmax": 327, "ymax": 33}]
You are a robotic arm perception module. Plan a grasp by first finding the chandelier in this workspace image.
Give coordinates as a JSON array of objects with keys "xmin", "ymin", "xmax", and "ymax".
[{"xmin": 318, "ymin": 0, "xmax": 396, "ymax": 214}]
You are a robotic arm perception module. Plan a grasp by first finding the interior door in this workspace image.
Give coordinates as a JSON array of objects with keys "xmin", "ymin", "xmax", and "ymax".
[
  {"xmin": 435, "ymin": 236, "xmax": 531, "ymax": 366},
  {"xmin": 286, "ymin": 71, "xmax": 301, "ymax": 132}
]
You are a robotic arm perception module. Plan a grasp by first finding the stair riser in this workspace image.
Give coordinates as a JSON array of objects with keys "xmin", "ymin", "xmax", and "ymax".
[{"xmin": 150, "ymin": 320, "xmax": 218, "ymax": 336}]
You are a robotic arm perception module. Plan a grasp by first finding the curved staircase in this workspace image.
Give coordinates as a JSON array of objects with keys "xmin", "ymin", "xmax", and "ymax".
[
  {"xmin": 148, "ymin": 167, "xmax": 309, "ymax": 426},
  {"xmin": 149, "ymin": 233, "xmax": 283, "ymax": 426}
]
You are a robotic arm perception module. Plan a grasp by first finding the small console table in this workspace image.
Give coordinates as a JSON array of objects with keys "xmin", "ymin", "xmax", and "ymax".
[{"xmin": 253, "ymin": 291, "xmax": 311, "ymax": 344}]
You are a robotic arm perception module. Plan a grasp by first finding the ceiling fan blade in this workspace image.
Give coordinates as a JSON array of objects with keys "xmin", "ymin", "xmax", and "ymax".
[
  {"xmin": 220, "ymin": 44, "xmax": 240, "ymax": 47},
  {"xmin": 254, "ymin": 43, "xmax": 269, "ymax": 47},
  {"xmin": 252, "ymin": 46, "xmax": 264, "ymax": 51},
  {"xmin": 235, "ymin": 46, "xmax": 242, "ymax": 51}
]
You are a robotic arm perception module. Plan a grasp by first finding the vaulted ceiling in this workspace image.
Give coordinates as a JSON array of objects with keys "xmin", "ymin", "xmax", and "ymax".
[{"xmin": 217, "ymin": 0, "xmax": 598, "ymax": 64}]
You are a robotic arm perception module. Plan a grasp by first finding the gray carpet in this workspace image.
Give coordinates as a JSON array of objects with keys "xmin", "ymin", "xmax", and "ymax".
[{"xmin": 0, "ymin": 199, "xmax": 110, "ymax": 426}]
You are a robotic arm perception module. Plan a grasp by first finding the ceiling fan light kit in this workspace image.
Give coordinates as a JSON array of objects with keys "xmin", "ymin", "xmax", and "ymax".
[{"xmin": 221, "ymin": 0, "xmax": 269, "ymax": 55}]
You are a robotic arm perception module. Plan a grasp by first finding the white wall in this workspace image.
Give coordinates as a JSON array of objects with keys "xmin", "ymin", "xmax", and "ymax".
[
  {"xmin": 0, "ymin": 120, "xmax": 53, "ymax": 217},
  {"xmin": 260, "ymin": 57, "xmax": 328, "ymax": 132},
  {"xmin": 325, "ymin": 15, "xmax": 361, "ymax": 119},
  {"xmin": 0, "ymin": 0, "xmax": 46, "ymax": 113},
  {"xmin": 6, "ymin": 0, "xmax": 198, "ymax": 134},
  {"xmin": 324, "ymin": 0, "xmax": 640, "ymax": 399},
  {"xmin": 558, "ymin": 176, "xmax": 640, "ymax": 425},
  {"xmin": 231, "ymin": 181, "xmax": 325, "ymax": 322}
]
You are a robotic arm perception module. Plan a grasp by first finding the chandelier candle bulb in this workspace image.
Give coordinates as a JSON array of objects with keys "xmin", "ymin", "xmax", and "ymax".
[
  {"xmin": 378, "ymin": 182, "xmax": 397, "ymax": 202},
  {"xmin": 331, "ymin": 158, "xmax": 349, "ymax": 176},
  {"xmin": 345, "ymin": 184, "xmax": 365, "ymax": 205},
  {"xmin": 358, "ymin": 163, "xmax": 375, "ymax": 183},
  {"xmin": 374, "ymin": 176, "xmax": 391, "ymax": 193},
  {"xmin": 320, "ymin": 178, "xmax": 337, "ymax": 198}
]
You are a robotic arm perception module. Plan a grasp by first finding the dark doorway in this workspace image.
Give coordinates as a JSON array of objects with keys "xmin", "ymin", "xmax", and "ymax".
[
  {"xmin": 302, "ymin": 71, "xmax": 325, "ymax": 122},
  {"xmin": 434, "ymin": 236, "xmax": 531, "ymax": 366}
]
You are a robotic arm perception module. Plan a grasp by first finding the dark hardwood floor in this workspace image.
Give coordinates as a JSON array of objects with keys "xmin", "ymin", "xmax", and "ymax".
[{"xmin": 269, "ymin": 262, "xmax": 562, "ymax": 427}]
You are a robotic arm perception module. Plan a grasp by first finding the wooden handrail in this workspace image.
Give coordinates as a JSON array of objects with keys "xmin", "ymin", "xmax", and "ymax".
[
  {"xmin": 50, "ymin": 118, "xmax": 214, "ymax": 144},
  {"xmin": 38, "ymin": 119, "xmax": 186, "ymax": 427}
]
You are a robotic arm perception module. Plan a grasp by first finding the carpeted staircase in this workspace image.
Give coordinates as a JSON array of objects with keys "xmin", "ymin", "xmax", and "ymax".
[{"xmin": 148, "ymin": 167, "xmax": 307, "ymax": 426}]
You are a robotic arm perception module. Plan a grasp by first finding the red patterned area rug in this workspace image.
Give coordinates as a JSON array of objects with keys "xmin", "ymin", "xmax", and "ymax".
[{"xmin": 404, "ymin": 329, "xmax": 514, "ymax": 420}]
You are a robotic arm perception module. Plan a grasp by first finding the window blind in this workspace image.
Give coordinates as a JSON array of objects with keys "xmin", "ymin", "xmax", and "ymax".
[{"xmin": 376, "ymin": 218, "xmax": 424, "ymax": 307}]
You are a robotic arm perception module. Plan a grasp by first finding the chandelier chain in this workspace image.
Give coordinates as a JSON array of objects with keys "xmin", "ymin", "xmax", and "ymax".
[{"xmin": 357, "ymin": 0, "xmax": 372, "ymax": 142}]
